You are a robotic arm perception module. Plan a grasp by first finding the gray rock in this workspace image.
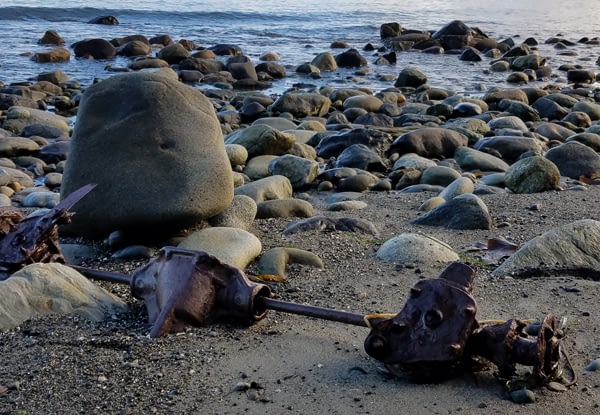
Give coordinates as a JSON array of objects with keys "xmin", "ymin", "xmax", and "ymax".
[
  {"xmin": 256, "ymin": 198, "xmax": 314, "ymax": 218},
  {"xmin": 244, "ymin": 155, "xmax": 278, "ymax": 180},
  {"xmin": 420, "ymin": 166, "xmax": 461, "ymax": 188},
  {"xmin": 504, "ymin": 156, "xmax": 560, "ymax": 193},
  {"xmin": 342, "ymin": 95, "xmax": 384, "ymax": 112},
  {"xmin": 338, "ymin": 173, "xmax": 379, "ymax": 192},
  {"xmin": 572, "ymin": 100, "xmax": 600, "ymax": 120},
  {"xmin": 0, "ymin": 137, "xmax": 40, "ymax": 157},
  {"xmin": 60, "ymin": 71, "xmax": 233, "ymax": 237},
  {"xmin": 208, "ymin": 194, "xmax": 257, "ymax": 230},
  {"xmin": 510, "ymin": 389, "xmax": 536, "ymax": 404},
  {"xmin": 535, "ymin": 122, "xmax": 575, "ymax": 141},
  {"xmin": 225, "ymin": 144, "xmax": 248, "ymax": 167},
  {"xmin": 392, "ymin": 153, "xmax": 437, "ymax": 171},
  {"xmin": 439, "ymin": 176, "xmax": 474, "ymax": 200},
  {"xmin": 258, "ymin": 247, "xmax": 324, "ymax": 276},
  {"xmin": 394, "ymin": 67, "xmax": 427, "ymax": 88},
  {"xmin": 21, "ymin": 191, "xmax": 60, "ymax": 208},
  {"xmin": 493, "ymin": 219, "xmax": 600, "ymax": 277},
  {"xmin": 566, "ymin": 132, "xmax": 600, "ymax": 152},
  {"xmin": 178, "ymin": 227, "xmax": 262, "ymax": 269},
  {"xmin": 326, "ymin": 200, "xmax": 368, "ymax": 211},
  {"xmin": 224, "ymin": 124, "xmax": 296, "ymax": 158},
  {"xmin": 488, "ymin": 115, "xmax": 529, "ymax": 132},
  {"xmin": 545, "ymin": 141, "xmax": 600, "ymax": 179},
  {"xmin": 334, "ymin": 143, "xmax": 387, "ymax": 172},
  {"xmin": 532, "ymin": 97, "xmax": 569, "ymax": 120},
  {"xmin": 311, "ymin": 52, "xmax": 338, "ymax": 71},
  {"xmin": 389, "ymin": 127, "xmax": 468, "ymax": 159},
  {"xmin": 60, "ymin": 243, "xmax": 103, "ymax": 265},
  {"xmin": 0, "ymin": 166, "xmax": 34, "ymax": 188},
  {"xmin": 0, "ymin": 193, "xmax": 11, "ymax": 207},
  {"xmin": 474, "ymin": 136, "xmax": 545, "ymax": 163},
  {"xmin": 234, "ymin": 175, "xmax": 293, "ymax": 202},
  {"xmin": 454, "ymin": 146, "xmax": 510, "ymax": 172},
  {"xmin": 411, "ymin": 193, "xmax": 492, "ymax": 230},
  {"xmin": 376, "ymin": 233, "xmax": 459, "ymax": 265},
  {"xmin": 0, "ymin": 263, "xmax": 128, "ymax": 330},
  {"xmin": 268, "ymin": 154, "xmax": 319, "ymax": 190},
  {"xmin": 418, "ymin": 196, "xmax": 446, "ymax": 211},
  {"xmin": 251, "ymin": 117, "xmax": 297, "ymax": 131},
  {"xmin": 269, "ymin": 92, "xmax": 331, "ymax": 118},
  {"xmin": 111, "ymin": 245, "xmax": 153, "ymax": 259}
]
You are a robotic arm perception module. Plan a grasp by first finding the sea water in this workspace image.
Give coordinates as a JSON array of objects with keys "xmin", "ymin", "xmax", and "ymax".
[{"xmin": 0, "ymin": 0, "xmax": 598, "ymax": 95}]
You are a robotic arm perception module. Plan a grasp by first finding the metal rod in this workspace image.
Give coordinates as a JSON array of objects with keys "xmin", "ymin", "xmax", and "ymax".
[
  {"xmin": 257, "ymin": 296, "xmax": 368, "ymax": 327},
  {"xmin": 70, "ymin": 265, "xmax": 131, "ymax": 285}
]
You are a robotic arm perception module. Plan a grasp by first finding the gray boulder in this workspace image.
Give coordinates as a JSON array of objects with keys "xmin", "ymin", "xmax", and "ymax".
[
  {"xmin": 269, "ymin": 92, "xmax": 331, "ymax": 118},
  {"xmin": 493, "ymin": 219, "xmax": 600, "ymax": 278},
  {"xmin": 454, "ymin": 146, "xmax": 510, "ymax": 172},
  {"xmin": 60, "ymin": 71, "xmax": 233, "ymax": 237},
  {"xmin": 504, "ymin": 156, "xmax": 560, "ymax": 193}
]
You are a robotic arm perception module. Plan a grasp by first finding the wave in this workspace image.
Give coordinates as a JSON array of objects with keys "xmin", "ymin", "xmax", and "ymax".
[{"xmin": 0, "ymin": 6, "xmax": 310, "ymax": 24}]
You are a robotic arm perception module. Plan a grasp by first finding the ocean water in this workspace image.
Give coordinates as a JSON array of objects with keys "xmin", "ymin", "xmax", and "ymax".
[{"xmin": 0, "ymin": 0, "xmax": 598, "ymax": 95}]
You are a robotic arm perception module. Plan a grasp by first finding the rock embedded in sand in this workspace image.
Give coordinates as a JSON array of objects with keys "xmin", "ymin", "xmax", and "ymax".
[
  {"xmin": 258, "ymin": 247, "xmax": 324, "ymax": 277},
  {"xmin": 0, "ymin": 263, "xmax": 127, "ymax": 330},
  {"xmin": 545, "ymin": 140, "xmax": 600, "ymax": 179},
  {"xmin": 255, "ymin": 198, "xmax": 314, "ymax": 219},
  {"xmin": 411, "ymin": 193, "xmax": 493, "ymax": 230},
  {"xmin": 60, "ymin": 71, "xmax": 233, "ymax": 237},
  {"xmin": 492, "ymin": 219, "xmax": 600, "ymax": 278},
  {"xmin": 376, "ymin": 233, "xmax": 459, "ymax": 265},
  {"xmin": 178, "ymin": 227, "xmax": 262, "ymax": 270}
]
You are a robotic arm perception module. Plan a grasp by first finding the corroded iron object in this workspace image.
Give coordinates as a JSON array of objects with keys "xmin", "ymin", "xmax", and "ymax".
[
  {"xmin": 0, "ymin": 184, "xmax": 96, "ymax": 280},
  {"xmin": 468, "ymin": 315, "xmax": 563, "ymax": 384},
  {"xmin": 130, "ymin": 247, "xmax": 272, "ymax": 337},
  {"xmin": 364, "ymin": 262, "xmax": 479, "ymax": 382}
]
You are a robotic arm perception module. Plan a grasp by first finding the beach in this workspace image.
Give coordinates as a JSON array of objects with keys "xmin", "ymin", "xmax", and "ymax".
[{"xmin": 1, "ymin": 3, "xmax": 600, "ymax": 414}]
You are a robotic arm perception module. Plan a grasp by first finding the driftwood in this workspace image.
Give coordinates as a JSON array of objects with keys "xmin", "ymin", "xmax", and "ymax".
[{"xmin": 0, "ymin": 184, "xmax": 95, "ymax": 280}]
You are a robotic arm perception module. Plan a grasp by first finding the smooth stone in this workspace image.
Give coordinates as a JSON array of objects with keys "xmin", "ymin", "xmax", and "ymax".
[
  {"xmin": 20, "ymin": 191, "xmax": 60, "ymax": 208},
  {"xmin": 399, "ymin": 184, "xmax": 445, "ymax": 193},
  {"xmin": 585, "ymin": 358, "xmax": 600, "ymax": 371},
  {"xmin": 411, "ymin": 193, "xmax": 492, "ymax": 230},
  {"xmin": 60, "ymin": 71, "xmax": 234, "ymax": 237},
  {"xmin": 60, "ymin": 243, "xmax": 103, "ymax": 265},
  {"xmin": 326, "ymin": 200, "xmax": 368, "ymax": 211},
  {"xmin": 208, "ymin": 194, "xmax": 257, "ymax": 230},
  {"xmin": 337, "ymin": 173, "xmax": 379, "ymax": 192},
  {"xmin": 479, "ymin": 172, "xmax": 506, "ymax": 187},
  {"xmin": 244, "ymin": 155, "xmax": 278, "ymax": 180},
  {"xmin": 0, "ymin": 193, "xmax": 11, "ymax": 207},
  {"xmin": 0, "ymin": 137, "xmax": 40, "ymax": 157},
  {"xmin": 510, "ymin": 389, "xmax": 536, "ymax": 404},
  {"xmin": 488, "ymin": 115, "xmax": 529, "ymax": 132},
  {"xmin": 284, "ymin": 129, "xmax": 319, "ymax": 145},
  {"xmin": 324, "ymin": 192, "xmax": 364, "ymax": 204},
  {"xmin": 255, "ymin": 198, "xmax": 314, "ymax": 219},
  {"xmin": 286, "ymin": 142, "xmax": 318, "ymax": 159},
  {"xmin": 439, "ymin": 176, "xmax": 474, "ymax": 200},
  {"xmin": 392, "ymin": 153, "xmax": 437, "ymax": 172},
  {"xmin": 224, "ymin": 124, "xmax": 296, "ymax": 158},
  {"xmin": 225, "ymin": 144, "xmax": 249, "ymax": 166},
  {"xmin": 234, "ymin": 175, "xmax": 293, "ymax": 202},
  {"xmin": 2, "ymin": 106, "xmax": 70, "ymax": 135},
  {"xmin": 493, "ymin": 219, "xmax": 600, "ymax": 277},
  {"xmin": 334, "ymin": 143, "xmax": 386, "ymax": 172},
  {"xmin": 268, "ymin": 154, "xmax": 320, "ymax": 190},
  {"xmin": 420, "ymin": 165, "xmax": 461, "ymax": 187},
  {"xmin": 418, "ymin": 196, "xmax": 446, "ymax": 211},
  {"xmin": 504, "ymin": 156, "xmax": 560, "ymax": 193},
  {"xmin": 389, "ymin": 127, "xmax": 468, "ymax": 159},
  {"xmin": 342, "ymin": 95, "xmax": 384, "ymax": 112},
  {"xmin": 454, "ymin": 146, "xmax": 510, "ymax": 172},
  {"xmin": 394, "ymin": 67, "xmax": 427, "ymax": 88},
  {"xmin": 252, "ymin": 117, "xmax": 297, "ymax": 131},
  {"xmin": 269, "ymin": 92, "xmax": 331, "ymax": 118},
  {"xmin": 0, "ymin": 263, "xmax": 128, "ymax": 330},
  {"xmin": 376, "ymin": 233, "xmax": 459, "ymax": 265},
  {"xmin": 111, "ymin": 245, "xmax": 153, "ymax": 259},
  {"xmin": 572, "ymin": 100, "xmax": 600, "ymax": 120},
  {"xmin": 43, "ymin": 172, "xmax": 63, "ymax": 188},
  {"xmin": 258, "ymin": 247, "xmax": 323, "ymax": 276},
  {"xmin": 545, "ymin": 140, "xmax": 600, "ymax": 179},
  {"xmin": 311, "ymin": 52, "xmax": 338, "ymax": 71},
  {"xmin": 178, "ymin": 227, "xmax": 262, "ymax": 269},
  {"xmin": 315, "ymin": 128, "xmax": 392, "ymax": 159},
  {"xmin": 474, "ymin": 136, "xmax": 545, "ymax": 164},
  {"xmin": 282, "ymin": 215, "xmax": 379, "ymax": 237},
  {"xmin": 535, "ymin": 122, "xmax": 576, "ymax": 142}
]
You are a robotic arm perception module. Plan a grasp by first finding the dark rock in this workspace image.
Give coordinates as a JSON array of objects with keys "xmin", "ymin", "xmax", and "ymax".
[
  {"xmin": 410, "ymin": 193, "xmax": 493, "ymax": 230},
  {"xmin": 545, "ymin": 140, "xmax": 600, "ymax": 179},
  {"xmin": 88, "ymin": 16, "xmax": 119, "ymax": 25},
  {"xmin": 72, "ymin": 38, "xmax": 116, "ymax": 59},
  {"xmin": 388, "ymin": 127, "xmax": 468, "ymax": 159},
  {"xmin": 335, "ymin": 48, "xmax": 368, "ymax": 68}
]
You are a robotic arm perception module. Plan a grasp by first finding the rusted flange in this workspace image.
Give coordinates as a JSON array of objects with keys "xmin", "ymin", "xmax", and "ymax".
[
  {"xmin": 130, "ymin": 247, "xmax": 271, "ymax": 337},
  {"xmin": 364, "ymin": 262, "xmax": 479, "ymax": 382}
]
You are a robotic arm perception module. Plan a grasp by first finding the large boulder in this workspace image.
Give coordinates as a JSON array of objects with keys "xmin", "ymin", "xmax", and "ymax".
[{"xmin": 60, "ymin": 71, "xmax": 233, "ymax": 237}]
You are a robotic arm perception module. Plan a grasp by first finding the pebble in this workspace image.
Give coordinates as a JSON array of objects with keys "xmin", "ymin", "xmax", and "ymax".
[{"xmin": 510, "ymin": 388, "xmax": 536, "ymax": 404}]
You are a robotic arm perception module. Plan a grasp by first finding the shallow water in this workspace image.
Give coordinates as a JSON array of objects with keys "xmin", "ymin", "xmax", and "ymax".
[{"xmin": 0, "ymin": 0, "xmax": 598, "ymax": 95}]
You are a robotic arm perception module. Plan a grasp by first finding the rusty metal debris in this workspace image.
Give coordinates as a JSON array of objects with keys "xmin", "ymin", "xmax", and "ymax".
[
  {"xmin": 363, "ymin": 262, "xmax": 575, "ymax": 386},
  {"xmin": 72, "ymin": 247, "xmax": 367, "ymax": 338},
  {"xmin": 73, "ymin": 253, "xmax": 574, "ymax": 388},
  {"xmin": 0, "ymin": 184, "xmax": 96, "ymax": 280}
]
